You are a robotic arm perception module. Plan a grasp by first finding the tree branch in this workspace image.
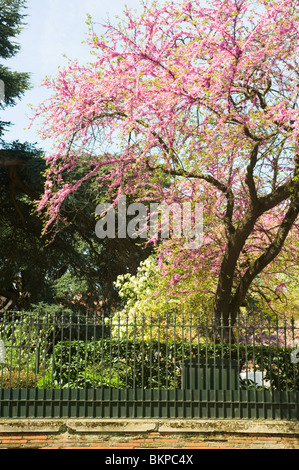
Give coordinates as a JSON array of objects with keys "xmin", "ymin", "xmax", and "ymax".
[
  {"xmin": 231, "ymin": 192, "xmax": 299, "ymax": 311},
  {"xmin": 146, "ymin": 161, "xmax": 236, "ymax": 234},
  {"xmin": 245, "ymin": 142, "xmax": 259, "ymax": 206}
]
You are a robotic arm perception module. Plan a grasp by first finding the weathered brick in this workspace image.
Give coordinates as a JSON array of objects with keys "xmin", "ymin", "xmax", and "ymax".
[
  {"xmin": 115, "ymin": 442, "xmax": 135, "ymax": 446},
  {"xmin": 2, "ymin": 440, "xmax": 27, "ymax": 444},
  {"xmin": 0, "ymin": 419, "xmax": 299, "ymax": 449}
]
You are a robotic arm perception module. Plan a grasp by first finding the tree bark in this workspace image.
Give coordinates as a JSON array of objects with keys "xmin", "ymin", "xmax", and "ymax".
[
  {"xmin": 213, "ymin": 192, "xmax": 299, "ymax": 343},
  {"xmin": 212, "ymin": 207, "xmax": 261, "ymax": 342}
]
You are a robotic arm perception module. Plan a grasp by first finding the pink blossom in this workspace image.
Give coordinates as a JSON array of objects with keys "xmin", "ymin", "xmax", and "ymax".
[{"xmin": 30, "ymin": 0, "xmax": 299, "ymax": 319}]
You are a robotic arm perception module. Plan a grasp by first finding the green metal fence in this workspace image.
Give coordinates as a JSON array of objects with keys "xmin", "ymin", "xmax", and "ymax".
[{"xmin": 0, "ymin": 310, "xmax": 298, "ymax": 419}]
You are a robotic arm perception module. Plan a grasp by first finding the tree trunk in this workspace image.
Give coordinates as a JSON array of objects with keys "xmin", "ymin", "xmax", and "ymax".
[
  {"xmin": 213, "ymin": 194, "xmax": 299, "ymax": 343},
  {"xmin": 212, "ymin": 208, "xmax": 259, "ymax": 342}
]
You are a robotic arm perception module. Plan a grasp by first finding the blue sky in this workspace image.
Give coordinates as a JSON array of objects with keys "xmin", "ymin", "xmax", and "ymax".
[{"xmin": 1, "ymin": 0, "xmax": 145, "ymax": 153}]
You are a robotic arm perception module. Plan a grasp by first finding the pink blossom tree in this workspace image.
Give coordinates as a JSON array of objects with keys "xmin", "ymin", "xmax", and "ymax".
[{"xmin": 32, "ymin": 0, "xmax": 299, "ymax": 340}]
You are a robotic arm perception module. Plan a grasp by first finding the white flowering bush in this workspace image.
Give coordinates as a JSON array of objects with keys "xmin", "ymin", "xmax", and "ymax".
[{"xmin": 110, "ymin": 257, "xmax": 214, "ymax": 341}]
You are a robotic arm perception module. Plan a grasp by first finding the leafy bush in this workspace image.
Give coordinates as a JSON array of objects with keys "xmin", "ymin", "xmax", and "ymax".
[
  {"xmin": 41, "ymin": 339, "xmax": 298, "ymax": 391},
  {"xmin": 112, "ymin": 257, "xmax": 215, "ymax": 341},
  {"xmin": 0, "ymin": 312, "xmax": 54, "ymax": 373}
]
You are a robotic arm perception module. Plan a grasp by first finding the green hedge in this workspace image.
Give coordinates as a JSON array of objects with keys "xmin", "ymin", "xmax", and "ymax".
[{"xmin": 36, "ymin": 339, "xmax": 299, "ymax": 391}]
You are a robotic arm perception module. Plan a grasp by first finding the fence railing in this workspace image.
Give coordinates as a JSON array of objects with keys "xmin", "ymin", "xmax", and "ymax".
[{"xmin": 0, "ymin": 310, "xmax": 298, "ymax": 419}]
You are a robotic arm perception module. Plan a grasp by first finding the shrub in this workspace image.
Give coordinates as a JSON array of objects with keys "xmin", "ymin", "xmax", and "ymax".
[
  {"xmin": 0, "ymin": 369, "xmax": 41, "ymax": 388},
  {"xmin": 43, "ymin": 339, "xmax": 298, "ymax": 391}
]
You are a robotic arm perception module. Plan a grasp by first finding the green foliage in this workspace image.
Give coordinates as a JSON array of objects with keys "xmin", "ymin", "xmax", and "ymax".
[
  {"xmin": 41, "ymin": 339, "xmax": 299, "ymax": 391},
  {"xmin": 112, "ymin": 257, "xmax": 215, "ymax": 340},
  {"xmin": 1, "ymin": 311, "xmax": 297, "ymax": 391},
  {"xmin": 0, "ymin": 311, "xmax": 52, "ymax": 389},
  {"xmin": 0, "ymin": 65, "xmax": 30, "ymax": 109},
  {"xmin": 0, "ymin": 148, "xmax": 105, "ymax": 312},
  {"xmin": 0, "ymin": 0, "xmax": 27, "ymax": 59},
  {"xmin": 0, "ymin": 312, "xmax": 52, "ymax": 373},
  {"xmin": 0, "ymin": 0, "xmax": 30, "ymax": 135},
  {"xmin": 0, "ymin": 149, "xmax": 152, "ymax": 313}
]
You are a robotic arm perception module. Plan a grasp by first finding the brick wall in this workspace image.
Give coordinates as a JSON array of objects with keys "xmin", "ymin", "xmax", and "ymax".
[{"xmin": 0, "ymin": 419, "xmax": 298, "ymax": 449}]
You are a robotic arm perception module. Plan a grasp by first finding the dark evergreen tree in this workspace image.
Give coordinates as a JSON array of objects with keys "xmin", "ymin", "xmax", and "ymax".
[
  {"xmin": 0, "ymin": 142, "xmax": 152, "ymax": 314},
  {"xmin": 0, "ymin": 0, "xmax": 30, "ymax": 137}
]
